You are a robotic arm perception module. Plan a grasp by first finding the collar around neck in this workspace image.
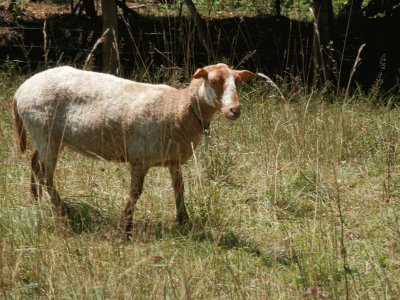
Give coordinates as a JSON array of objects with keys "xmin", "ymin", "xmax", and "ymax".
[{"xmin": 190, "ymin": 104, "xmax": 210, "ymax": 135}]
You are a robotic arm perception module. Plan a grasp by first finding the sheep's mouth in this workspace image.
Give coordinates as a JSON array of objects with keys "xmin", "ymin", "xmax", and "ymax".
[
  {"xmin": 225, "ymin": 113, "xmax": 240, "ymax": 121},
  {"xmin": 222, "ymin": 107, "xmax": 241, "ymax": 120}
]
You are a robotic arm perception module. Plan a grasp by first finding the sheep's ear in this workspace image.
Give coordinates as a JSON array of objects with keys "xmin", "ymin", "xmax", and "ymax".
[
  {"xmin": 237, "ymin": 70, "xmax": 257, "ymax": 82},
  {"xmin": 193, "ymin": 68, "xmax": 208, "ymax": 79}
]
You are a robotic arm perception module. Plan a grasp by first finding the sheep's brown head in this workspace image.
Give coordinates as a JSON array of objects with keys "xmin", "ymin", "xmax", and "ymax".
[{"xmin": 193, "ymin": 63, "xmax": 256, "ymax": 120}]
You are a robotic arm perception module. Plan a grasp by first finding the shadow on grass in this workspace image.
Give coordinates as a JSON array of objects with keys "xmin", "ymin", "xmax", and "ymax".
[
  {"xmin": 62, "ymin": 201, "xmax": 295, "ymax": 265},
  {"xmin": 217, "ymin": 230, "xmax": 262, "ymax": 256},
  {"xmin": 63, "ymin": 199, "xmax": 113, "ymax": 234},
  {"xmin": 132, "ymin": 217, "xmax": 263, "ymax": 257}
]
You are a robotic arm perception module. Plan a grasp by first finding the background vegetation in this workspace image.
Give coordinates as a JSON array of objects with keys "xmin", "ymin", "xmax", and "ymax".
[
  {"xmin": 2, "ymin": 0, "xmax": 399, "ymax": 92},
  {"xmin": 1, "ymin": 0, "xmax": 400, "ymax": 299}
]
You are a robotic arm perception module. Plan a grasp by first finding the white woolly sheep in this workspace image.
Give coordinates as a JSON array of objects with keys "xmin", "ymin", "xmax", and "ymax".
[{"xmin": 12, "ymin": 63, "xmax": 256, "ymax": 237}]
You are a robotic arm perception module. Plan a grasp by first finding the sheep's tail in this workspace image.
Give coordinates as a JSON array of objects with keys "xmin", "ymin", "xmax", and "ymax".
[{"xmin": 12, "ymin": 97, "xmax": 27, "ymax": 153}]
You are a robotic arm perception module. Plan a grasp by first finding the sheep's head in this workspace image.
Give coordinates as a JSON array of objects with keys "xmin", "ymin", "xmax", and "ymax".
[{"xmin": 193, "ymin": 63, "xmax": 256, "ymax": 120}]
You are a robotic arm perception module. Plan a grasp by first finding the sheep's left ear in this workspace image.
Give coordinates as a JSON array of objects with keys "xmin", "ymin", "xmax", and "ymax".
[
  {"xmin": 237, "ymin": 70, "xmax": 257, "ymax": 82},
  {"xmin": 193, "ymin": 68, "xmax": 208, "ymax": 79}
]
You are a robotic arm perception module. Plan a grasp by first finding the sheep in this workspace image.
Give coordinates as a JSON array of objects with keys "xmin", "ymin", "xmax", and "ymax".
[{"xmin": 12, "ymin": 63, "xmax": 256, "ymax": 237}]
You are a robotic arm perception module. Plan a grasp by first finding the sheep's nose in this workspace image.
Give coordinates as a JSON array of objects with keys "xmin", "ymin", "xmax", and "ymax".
[
  {"xmin": 230, "ymin": 106, "xmax": 241, "ymax": 118},
  {"xmin": 231, "ymin": 106, "xmax": 241, "ymax": 116}
]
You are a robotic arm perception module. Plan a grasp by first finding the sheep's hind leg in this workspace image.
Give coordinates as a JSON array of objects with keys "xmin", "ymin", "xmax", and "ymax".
[
  {"xmin": 169, "ymin": 165, "xmax": 189, "ymax": 225},
  {"xmin": 119, "ymin": 165, "xmax": 147, "ymax": 240},
  {"xmin": 41, "ymin": 148, "xmax": 68, "ymax": 230},
  {"xmin": 30, "ymin": 149, "xmax": 44, "ymax": 201}
]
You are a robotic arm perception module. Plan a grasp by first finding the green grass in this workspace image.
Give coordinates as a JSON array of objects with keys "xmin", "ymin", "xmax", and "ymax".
[{"xmin": 1, "ymin": 67, "xmax": 400, "ymax": 299}]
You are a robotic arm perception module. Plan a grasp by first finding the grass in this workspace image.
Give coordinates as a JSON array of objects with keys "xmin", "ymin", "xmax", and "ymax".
[{"xmin": 1, "ymin": 66, "xmax": 400, "ymax": 299}]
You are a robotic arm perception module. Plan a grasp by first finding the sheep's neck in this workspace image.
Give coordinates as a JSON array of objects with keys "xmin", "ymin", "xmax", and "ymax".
[{"xmin": 190, "ymin": 104, "xmax": 210, "ymax": 134}]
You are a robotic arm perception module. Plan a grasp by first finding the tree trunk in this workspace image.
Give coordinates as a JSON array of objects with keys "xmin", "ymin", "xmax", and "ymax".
[
  {"xmin": 354, "ymin": 0, "xmax": 363, "ymax": 12},
  {"xmin": 349, "ymin": 0, "xmax": 363, "ymax": 14},
  {"xmin": 82, "ymin": 0, "xmax": 96, "ymax": 17},
  {"xmin": 101, "ymin": 0, "xmax": 119, "ymax": 75},
  {"xmin": 183, "ymin": 0, "xmax": 210, "ymax": 59},
  {"xmin": 312, "ymin": 0, "xmax": 334, "ymax": 83},
  {"xmin": 275, "ymin": 0, "xmax": 281, "ymax": 16}
]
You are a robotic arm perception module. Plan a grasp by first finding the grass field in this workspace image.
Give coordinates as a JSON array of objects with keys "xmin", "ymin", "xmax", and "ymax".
[{"xmin": 1, "ymin": 67, "xmax": 400, "ymax": 299}]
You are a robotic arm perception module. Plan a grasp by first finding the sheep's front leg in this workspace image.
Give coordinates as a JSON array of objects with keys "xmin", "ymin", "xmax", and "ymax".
[
  {"xmin": 120, "ymin": 165, "xmax": 147, "ymax": 239},
  {"xmin": 169, "ymin": 165, "xmax": 189, "ymax": 225}
]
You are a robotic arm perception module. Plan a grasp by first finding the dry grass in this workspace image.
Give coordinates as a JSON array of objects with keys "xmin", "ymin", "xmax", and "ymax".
[{"xmin": 1, "ymin": 67, "xmax": 400, "ymax": 299}]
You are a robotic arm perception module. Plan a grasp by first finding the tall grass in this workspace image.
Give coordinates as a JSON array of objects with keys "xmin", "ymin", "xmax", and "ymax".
[{"xmin": 1, "ymin": 65, "xmax": 400, "ymax": 299}]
